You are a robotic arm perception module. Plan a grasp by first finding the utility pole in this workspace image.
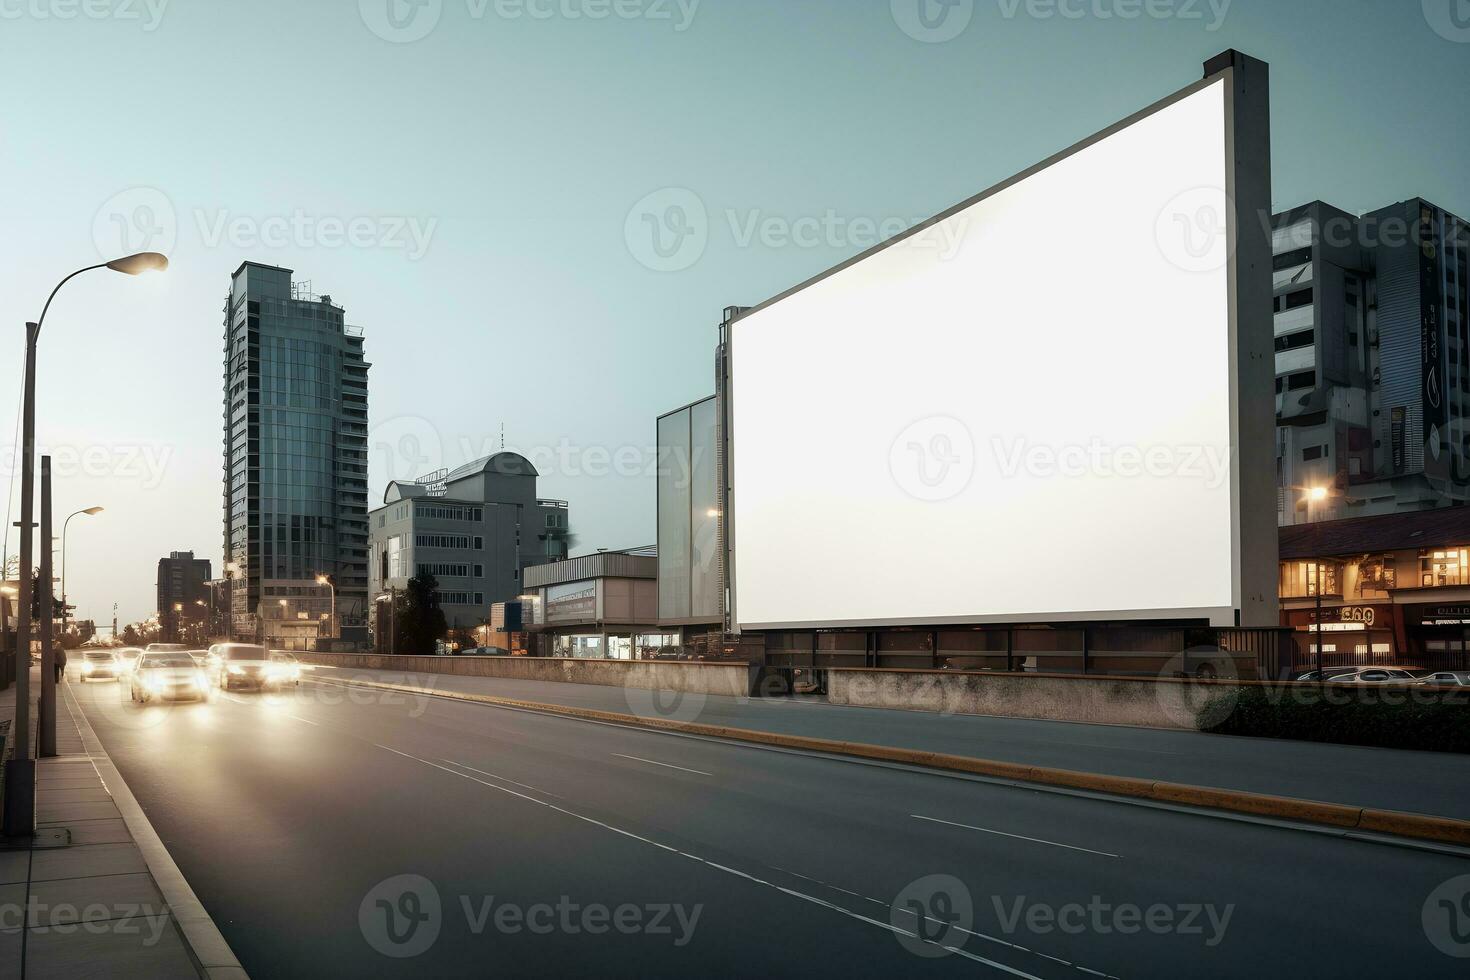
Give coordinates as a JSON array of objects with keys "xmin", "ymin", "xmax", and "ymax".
[{"xmin": 39, "ymin": 457, "xmax": 56, "ymax": 758}]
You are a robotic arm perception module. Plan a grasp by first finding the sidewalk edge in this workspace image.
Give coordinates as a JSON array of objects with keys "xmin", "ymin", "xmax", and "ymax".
[
  {"xmin": 320, "ymin": 672, "xmax": 1470, "ymax": 849},
  {"xmin": 62, "ymin": 682, "xmax": 249, "ymax": 980}
]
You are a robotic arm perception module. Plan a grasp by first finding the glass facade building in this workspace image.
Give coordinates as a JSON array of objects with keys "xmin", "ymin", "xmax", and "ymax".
[
  {"xmin": 223, "ymin": 263, "xmax": 371, "ymax": 645},
  {"xmin": 656, "ymin": 396, "xmax": 721, "ymax": 624}
]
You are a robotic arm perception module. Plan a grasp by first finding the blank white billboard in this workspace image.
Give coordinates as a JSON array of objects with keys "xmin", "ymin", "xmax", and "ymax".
[{"xmin": 730, "ymin": 78, "xmax": 1240, "ymax": 630}]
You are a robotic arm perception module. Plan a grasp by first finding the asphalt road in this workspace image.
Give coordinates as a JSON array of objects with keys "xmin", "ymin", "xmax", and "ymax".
[
  {"xmin": 309, "ymin": 664, "xmax": 1470, "ymax": 821},
  {"xmin": 66, "ymin": 670, "xmax": 1470, "ymax": 978}
]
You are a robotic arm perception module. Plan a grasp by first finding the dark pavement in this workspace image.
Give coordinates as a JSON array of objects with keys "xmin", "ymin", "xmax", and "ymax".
[
  {"xmin": 307, "ymin": 663, "xmax": 1470, "ymax": 821},
  {"xmin": 66, "ymin": 669, "xmax": 1470, "ymax": 978}
]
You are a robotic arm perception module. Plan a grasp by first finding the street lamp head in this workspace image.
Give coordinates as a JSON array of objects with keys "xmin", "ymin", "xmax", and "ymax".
[{"xmin": 105, "ymin": 252, "xmax": 169, "ymax": 276}]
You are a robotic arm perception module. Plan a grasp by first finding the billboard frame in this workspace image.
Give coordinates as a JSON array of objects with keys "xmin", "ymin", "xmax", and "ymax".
[{"xmin": 724, "ymin": 50, "xmax": 1276, "ymax": 633}]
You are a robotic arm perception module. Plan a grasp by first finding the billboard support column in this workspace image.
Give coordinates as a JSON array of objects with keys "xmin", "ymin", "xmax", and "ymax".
[{"xmin": 1208, "ymin": 49, "xmax": 1278, "ymax": 629}]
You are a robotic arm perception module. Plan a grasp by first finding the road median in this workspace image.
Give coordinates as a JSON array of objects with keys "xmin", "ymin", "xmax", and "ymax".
[{"xmin": 313, "ymin": 673, "xmax": 1470, "ymax": 849}]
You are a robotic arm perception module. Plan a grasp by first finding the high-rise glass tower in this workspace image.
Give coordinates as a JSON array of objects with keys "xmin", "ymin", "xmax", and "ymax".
[{"xmin": 223, "ymin": 262, "xmax": 371, "ymax": 647}]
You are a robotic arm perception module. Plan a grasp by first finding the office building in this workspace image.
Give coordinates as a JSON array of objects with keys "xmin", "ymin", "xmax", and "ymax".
[
  {"xmin": 157, "ymin": 551, "xmax": 212, "ymax": 643},
  {"xmin": 656, "ymin": 395, "xmax": 725, "ymax": 655},
  {"xmin": 1273, "ymin": 199, "xmax": 1469, "ymax": 524},
  {"xmin": 369, "ymin": 452, "xmax": 571, "ymax": 633},
  {"xmin": 223, "ymin": 262, "xmax": 371, "ymax": 648}
]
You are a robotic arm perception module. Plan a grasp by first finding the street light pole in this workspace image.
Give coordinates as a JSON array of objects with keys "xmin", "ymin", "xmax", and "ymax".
[
  {"xmin": 4, "ymin": 252, "xmax": 168, "ymax": 839},
  {"xmin": 60, "ymin": 506, "xmax": 103, "ymax": 645}
]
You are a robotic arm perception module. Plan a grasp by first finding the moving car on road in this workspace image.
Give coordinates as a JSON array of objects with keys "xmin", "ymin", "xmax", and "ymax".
[
  {"xmin": 268, "ymin": 651, "xmax": 302, "ymax": 687},
  {"xmin": 115, "ymin": 647, "xmax": 145, "ymax": 676},
  {"xmin": 130, "ymin": 651, "xmax": 211, "ymax": 703},
  {"xmin": 218, "ymin": 644, "xmax": 279, "ymax": 692},
  {"xmin": 79, "ymin": 649, "xmax": 121, "ymax": 682}
]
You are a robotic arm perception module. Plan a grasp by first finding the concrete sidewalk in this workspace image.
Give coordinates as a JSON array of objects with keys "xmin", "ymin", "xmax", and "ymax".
[
  {"xmin": 304, "ymin": 662, "xmax": 1470, "ymax": 822},
  {"xmin": 0, "ymin": 668, "xmax": 242, "ymax": 978}
]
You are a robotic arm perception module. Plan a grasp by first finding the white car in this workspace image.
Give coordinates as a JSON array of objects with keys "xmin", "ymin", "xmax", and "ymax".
[{"xmin": 130, "ymin": 651, "xmax": 211, "ymax": 703}]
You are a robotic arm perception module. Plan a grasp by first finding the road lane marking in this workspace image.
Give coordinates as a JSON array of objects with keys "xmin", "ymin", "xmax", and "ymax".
[
  {"xmin": 612, "ymin": 754, "xmax": 712, "ymax": 776},
  {"xmin": 911, "ymin": 814, "xmax": 1121, "ymax": 859},
  {"xmin": 441, "ymin": 759, "xmax": 567, "ymax": 799},
  {"xmin": 372, "ymin": 741, "xmax": 1043, "ymax": 976}
]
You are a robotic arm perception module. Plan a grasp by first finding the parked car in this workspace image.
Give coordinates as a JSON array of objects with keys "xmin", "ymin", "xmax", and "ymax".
[
  {"xmin": 1331, "ymin": 667, "xmax": 1420, "ymax": 684},
  {"xmin": 1419, "ymin": 671, "xmax": 1470, "ymax": 687},
  {"xmin": 78, "ymin": 649, "xmax": 121, "ymax": 682},
  {"xmin": 130, "ymin": 651, "xmax": 211, "ymax": 703},
  {"xmin": 1293, "ymin": 667, "xmax": 1360, "ymax": 681}
]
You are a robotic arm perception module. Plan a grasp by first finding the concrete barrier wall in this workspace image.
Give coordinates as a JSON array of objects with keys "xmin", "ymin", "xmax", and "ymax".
[
  {"xmin": 296, "ymin": 652, "xmax": 758, "ymax": 698},
  {"xmin": 825, "ymin": 668, "xmax": 1241, "ymax": 730}
]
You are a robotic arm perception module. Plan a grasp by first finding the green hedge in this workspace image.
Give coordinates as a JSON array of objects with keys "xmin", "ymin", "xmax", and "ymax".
[{"xmin": 1200, "ymin": 685, "xmax": 1470, "ymax": 753}]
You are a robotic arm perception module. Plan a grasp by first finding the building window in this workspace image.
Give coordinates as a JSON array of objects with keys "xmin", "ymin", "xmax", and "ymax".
[
  {"xmin": 415, "ymin": 503, "xmax": 483, "ymax": 522},
  {"xmin": 1421, "ymin": 549, "xmax": 1469, "ymax": 587},
  {"xmin": 417, "ymin": 563, "xmax": 471, "ymax": 579},
  {"xmin": 1280, "ymin": 561, "xmax": 1339, "ymax": 598},
  {"xmin": 415, "ymin": 534, "xmax": 470, "ymax": 549}
]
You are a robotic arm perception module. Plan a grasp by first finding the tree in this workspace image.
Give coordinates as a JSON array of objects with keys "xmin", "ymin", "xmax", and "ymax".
[{"xmin": 396, "ymin": 572, "xmax": 447, "ymax": 655}]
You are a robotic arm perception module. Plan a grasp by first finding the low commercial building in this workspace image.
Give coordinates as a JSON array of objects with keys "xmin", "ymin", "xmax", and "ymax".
[
  {"xmin": 369, "ymin": 452, "xmax": 571, "ymax": 636},
  {"xmin": 1278, "ymin": 508, "xmax": 1470, "ymax": 670},
  {"xmin": 521, "ymin": 548, "xmax": 666, "ymax": 659}
]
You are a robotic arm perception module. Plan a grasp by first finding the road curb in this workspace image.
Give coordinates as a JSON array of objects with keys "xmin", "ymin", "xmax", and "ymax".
[
  {"xmin": 63, "ymin": 683, "xmax": 250, "ymax": 979},
  {"xmin": 318, "ymin": 671, "xmax": 1470, "ymax": 849}
]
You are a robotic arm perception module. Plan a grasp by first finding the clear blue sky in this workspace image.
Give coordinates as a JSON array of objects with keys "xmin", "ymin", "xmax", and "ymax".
[{"xmin": 1, "ymin": 0, "xmax": 1466, "ymax": 626}]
